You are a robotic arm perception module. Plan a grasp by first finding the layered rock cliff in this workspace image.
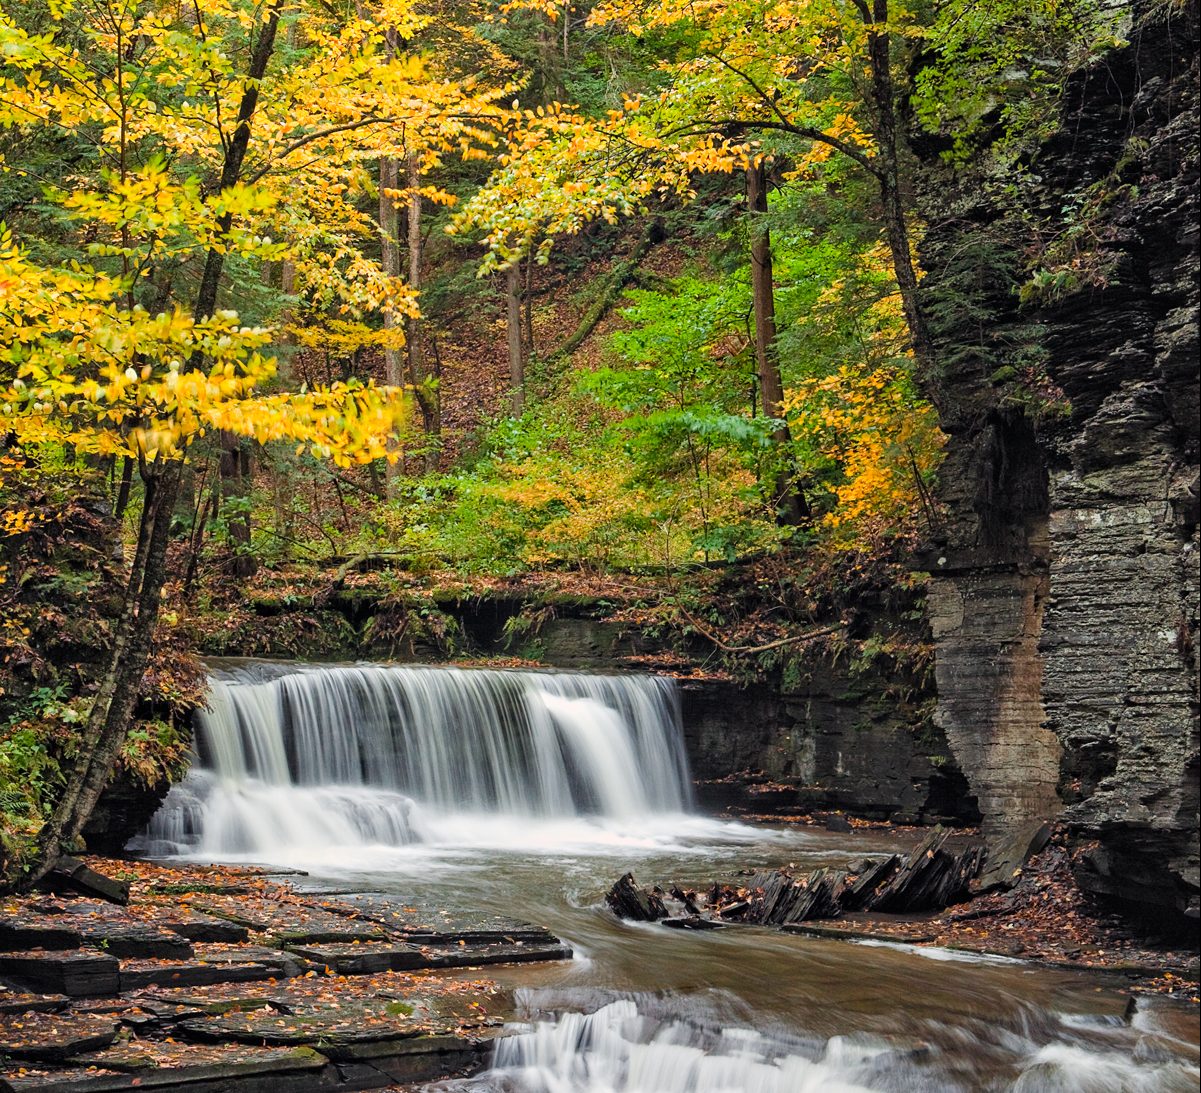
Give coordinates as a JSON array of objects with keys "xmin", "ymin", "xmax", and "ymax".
[{"xmin": 921, "ymin": 0, "xmax": 1199, "ymax": 928}]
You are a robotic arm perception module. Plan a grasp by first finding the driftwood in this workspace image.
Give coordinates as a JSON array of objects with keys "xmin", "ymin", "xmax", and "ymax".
[{"xmin": 605, "ymin": 828, "xmax": 986, "ymax": 930}]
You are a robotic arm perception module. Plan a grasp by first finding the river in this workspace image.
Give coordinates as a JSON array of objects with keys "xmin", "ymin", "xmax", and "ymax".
[{"xmin": 136, "ymin": 662, "xmax": 1201, "ymax": 1091}]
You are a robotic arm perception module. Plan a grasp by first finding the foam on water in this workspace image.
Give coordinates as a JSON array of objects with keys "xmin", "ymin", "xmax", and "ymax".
[{"xmin": 444, "ymin": 992, "xmax": 1201, "ymax": 1093}]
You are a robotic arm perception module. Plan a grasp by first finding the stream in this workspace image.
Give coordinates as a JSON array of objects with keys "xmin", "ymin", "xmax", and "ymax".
[{"xmin": 136, "ymin": 662, "xmax": 1201, "ymax": 1091}]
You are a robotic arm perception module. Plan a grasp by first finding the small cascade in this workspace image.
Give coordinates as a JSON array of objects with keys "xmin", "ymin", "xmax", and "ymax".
[{"xmin": 138, "ymin": 662, "xmax": 692, "ymax": 858}]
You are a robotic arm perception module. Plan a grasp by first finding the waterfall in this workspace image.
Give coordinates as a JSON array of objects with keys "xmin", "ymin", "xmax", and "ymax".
[{"xmin": 137, "ymin": 662, "xmax": 693, "ymax": 859}]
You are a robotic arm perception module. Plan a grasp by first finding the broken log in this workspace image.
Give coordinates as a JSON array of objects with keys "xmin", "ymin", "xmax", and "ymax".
[{"xmin": 42, "ymin": 856, "xmax": 130, "ymax": 905}]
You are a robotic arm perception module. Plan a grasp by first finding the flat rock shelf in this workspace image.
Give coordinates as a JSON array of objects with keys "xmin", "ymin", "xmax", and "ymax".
[{"xmin": 0, "ymin": 860, "xmax": 572, "ymax": 1092}]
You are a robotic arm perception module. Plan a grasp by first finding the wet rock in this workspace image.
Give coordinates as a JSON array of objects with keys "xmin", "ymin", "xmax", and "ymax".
[
  {"xmin": 975, "ymin": 820, "xmax": 1053, "ymax": 894},
  {"xmin": 867, "ymin": 830, "xmax": 985, "ymax": 913},
  {"xmin": 0, "ymin": 918, "xmax": 81, "ymax": 952},
  {"xmin": 841, "ymin": 856, "xmax": 902, "ymax": 911},
  {"xmin": 0, "ymin": 1011, "xmax": 118, "ymax": 1062},
  {"xmin": 15, "ymin": 1043, "xmax": 330, "ymax": 1092},
  {"xmin": 330, "ymin": 893, "xmax": 559, "ymax": 945},
  {"xmin": 604, "ymin": 873, "xmax": 668, "ymax": 922},
  {"xmin": 661, "ymin": 916, "xmax": 725, "ymax": 930},
  {"xmin": 155, "ymin": 912, "xmax": 250, "ymax": 944},
  {"xmin": 0, "ymin": 951, "xmax": 119, "ymax": 998}
]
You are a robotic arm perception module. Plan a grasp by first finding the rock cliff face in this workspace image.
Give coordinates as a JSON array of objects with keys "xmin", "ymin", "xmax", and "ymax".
[{"xmin": 921, "ymin": 1, "xmax": 1199, "ymax": 927}]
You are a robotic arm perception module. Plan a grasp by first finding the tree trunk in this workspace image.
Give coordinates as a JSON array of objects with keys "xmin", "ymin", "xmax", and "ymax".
[
  {"xmin": 15, "ymin": 2, "xmax": 283, "ymax": 892},
  {"xmin": 219, "ymin": 433, "xmax": 256, "ymax": 578},
  {"xmin": 505, "ymin": 262, "xmax": 525, "ymax": 415},
  {"xmin": 747, "ymin": 163, "xmax": 808, "ymax": 525},
  {"xmin": 864, "ymin": 0, "xmax": 935, "ymax": 372},
  {"xmin": 113, "ymin": 456, "xmax": 133, "ymax": 520},
  {"xmin": 380, "ymin": 151, "xmax": 404, "ymax": 487},
  {"xmin": 405, "ymin": 153, "xmax": 439, "ymax": 471}
]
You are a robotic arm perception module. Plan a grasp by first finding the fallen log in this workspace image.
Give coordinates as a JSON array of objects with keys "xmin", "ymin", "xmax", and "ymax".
[{"xmin": 42, "ymin": 856, "xmax": 130, "ymax": 905}]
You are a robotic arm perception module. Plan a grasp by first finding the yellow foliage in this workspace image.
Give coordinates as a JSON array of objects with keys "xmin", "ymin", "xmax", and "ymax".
[{"xmin": 784, "ymin": 362, "xmax": 943, "ymax": 545}]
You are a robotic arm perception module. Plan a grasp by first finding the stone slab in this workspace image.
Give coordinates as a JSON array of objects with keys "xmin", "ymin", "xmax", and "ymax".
[
  {"xmin": 0, "ymin": 918, "xmax": 81, "ymax": 953},
  {"xmin": 283, "ymin": 943, "xmax": 425, "ymax": 976},
  {"xmin": 77, "ymin": 922, "xmax": 194, "ymax": 961},
  {"xmin": 416, "ymin": 941, "xmax": 573, "ymax": 969},
  {"xmin": 1, "ymin": 1044, "xmax": 328, "ymax": 1093},
  {"xmin": 325, "ymin": 894, "xmax": 559, "ymax": 944},
  {"xmin": 0, "ymin": 1011, "xmax": 119, "ymax": 1062},
  {"xmin": 155, "ymin": 913, "xmax": 251, "ymax": 944},
  {"xmin": 118, "ymin": 960, "xmax": 283, "ymax": 992},
  {"xmin": 0, "ymin": 988, "xmax": 69, "ymax": 1016},
  {"xmin": 0, "ymin": 952, "xmax": 119, "ymax": 998}
]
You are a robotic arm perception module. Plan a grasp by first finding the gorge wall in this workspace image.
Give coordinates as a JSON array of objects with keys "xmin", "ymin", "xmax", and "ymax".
[{"xmin": 920, "ymin": 0, "xmax": 1199, "ymax": 926}]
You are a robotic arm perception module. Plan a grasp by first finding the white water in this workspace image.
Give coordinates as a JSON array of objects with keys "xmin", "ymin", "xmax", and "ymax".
[
  {"xmin": 136, "ymin": 662, "xmax": 693, "ymax": 860},
  {"xmin": 449, "ymin": 992, "xmax": 1200, "ymax": 1093}
]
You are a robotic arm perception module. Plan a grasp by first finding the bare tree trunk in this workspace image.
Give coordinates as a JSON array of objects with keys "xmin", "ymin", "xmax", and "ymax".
[
  {"xmin": 219, "ymin": 433, "xmax": 256, "ymax": 577},
  {"xmin": 747, "ymin": 163, "xmax": 808, "ymax": 525},
  {"xmin": 863, "ymin": 0, "xmax": 935, "ymax": 371},
  {"xmin": 505, "ymin": 263, "xmax": 525, "ymax": 415},
  {"xmin": 18, "ymin": 3, "xmax": 284, "ymax": 890},
  {"xmin": 522, "ymin": 256, "xmax": 535, "ymax": 358},
  {"xmin": 113, "ymin": 456, "xmax": 133, "ymax": 520},
  {"xmin": 405, "ymin": 153, "xmax": 440, "ymax": 471}
]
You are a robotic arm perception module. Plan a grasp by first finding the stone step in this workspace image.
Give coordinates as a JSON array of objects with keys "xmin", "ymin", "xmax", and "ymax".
[
  {"xmin": 0, "ymin": 988, "xmax": 69, "ymax": 1016},
  {"xmin": 117, "ymin": 958, "xmax": 288, "ymax": 993},
  {"xmin": 76, "ymin": 922, "xmax": 194, "ymax": 961},
  {"xmin": 0, "ymin": 918, "xmax": 81, "ymax": 953},
  {"xmin": 0, "ymin": 1011, "xmax": 119, "ymax": 1063},
  {"xmin": 1, "ymin": 1044, "xmax": 327, "ymax": 1093},
  {"xmin": 0, "ymin": 952, "xmax": 119, "ymax": 998}
]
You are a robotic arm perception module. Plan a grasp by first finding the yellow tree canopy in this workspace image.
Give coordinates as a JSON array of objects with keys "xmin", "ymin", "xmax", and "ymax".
[{"xmin": 0, "ymin": 0, "xmax": 515, "ymax": 466}]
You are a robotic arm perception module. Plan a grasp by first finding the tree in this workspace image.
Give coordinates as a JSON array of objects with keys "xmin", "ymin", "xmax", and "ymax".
[
  {"xmin": 454, "ymin": 0, "xmax": 933, "ymax": 365},
  {"xmin": 0, "ymin": 0, "xmax": 508, "ymax": 886}
]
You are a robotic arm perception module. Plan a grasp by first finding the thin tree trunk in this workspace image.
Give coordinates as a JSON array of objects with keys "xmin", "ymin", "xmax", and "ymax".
[
  {"xmin": 522, "ymin": 256, "xmax": 535, "ymax": 358},
  {"xmin": 380, "ymin": 151, "xmax": 403, "ymax": 489},
  {"xmin": 405, "ymin": 153, "xmax": 439, "ymax": 471},
  {"xmin": 113, "ymin": 456, "xmax": 133, "ymax": 520},
  {"xmin": 863, "ymin": 0, "xmax": 935, "ymax": 371},
  {"xmin": 505, "ymin": 263, "xmax": 525, "ymax": 415},
  {"xmin": 219, "ymin": 433, "xmax": 255, "ymax": 577},
  {"xmin": 747, "ymin": 163, "xmax": 807, "ymax": 525}
]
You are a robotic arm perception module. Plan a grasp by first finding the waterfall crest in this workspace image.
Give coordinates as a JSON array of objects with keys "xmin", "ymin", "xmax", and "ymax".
[{"xmin": 138, "ymin": 663, "xmax": 692, "ymax": 858}]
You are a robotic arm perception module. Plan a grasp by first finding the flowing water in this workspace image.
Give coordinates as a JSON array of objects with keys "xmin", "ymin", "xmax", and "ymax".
[{"xmin": 137, "ymin": 662, "xmax": 1200, "ymax": 1092}]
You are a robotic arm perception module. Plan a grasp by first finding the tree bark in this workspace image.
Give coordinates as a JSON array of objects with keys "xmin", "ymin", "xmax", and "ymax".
[
  {"xmin": 380, "ymin": 151, "xmax": 404, "ymax": 487},
  {"xmin": 862, "ymin": 0, "xmax": 935, "ymax": 371},
  {"xmin": 505, "ymin": 262, "xmax": 525, "ymax": 415},
  {"xmin": 747, "ymin": 163, "xmax": 808, "ymax": 525},
  {"xmin": 405, "ymin": 153, "xmax": 439, "ymax": 471},
  {"xmin": 18, "ymin": 3, "xmax": 283, "ymax": 891},
  {"xmin": 219, "ymin": 433, "xmax": 256, "ymax": 577}
]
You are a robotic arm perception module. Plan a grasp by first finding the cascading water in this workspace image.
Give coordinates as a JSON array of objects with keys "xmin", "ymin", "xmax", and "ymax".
[{"xmin": 136, "ymin": 662, "xmax": 693, "ymax": 860}]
